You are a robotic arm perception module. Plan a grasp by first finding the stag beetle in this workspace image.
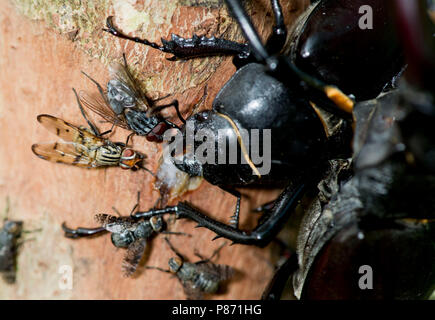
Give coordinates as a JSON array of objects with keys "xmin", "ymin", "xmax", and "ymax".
[
  {"xmin": 262, "ymin": 0, "xmax": 435, "ymax": 300},
  {"xmin": 105, "ymin": 0, "xmax": 404, "ymax": 246}
]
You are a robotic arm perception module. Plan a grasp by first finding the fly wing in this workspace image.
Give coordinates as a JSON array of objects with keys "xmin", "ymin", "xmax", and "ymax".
[
  {"xmin": 109, "ymin": 62, "xmax": 151, "ymax": 111},
  {"xmin": 122, "ymin": 238, "xmax": 147, "ymax": 277},
  {"xmin": 36, "ymin": 114, "xmax": 103, "ymax": 145},
  {"xmin": 78, "ymin": 90, "xmax": 130, "ymax": 130},
  {"xmin": 94, "ymin": 214, "xmax": 136, "ymax": 232},
  {"xmin": 31, "ymin": 142, "xmax": 93, "ymax": 167},
  {"xmin": 195, "ymin": 262, "xmax": 235, "ymax": 282},
  {"xmin": 181, "ymin": 280, "xmax": 204, "ymax": 300}
]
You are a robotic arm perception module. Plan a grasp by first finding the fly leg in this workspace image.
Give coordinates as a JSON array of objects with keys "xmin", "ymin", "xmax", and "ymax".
[
  {"xmin": 72, "ymin": 88, "xmax": 102, "ymax": 136},
  {"xmin": 164, "ymin": 237, "xmax": 185, "ymax": 261},
  {"xmin": 152, "ymin": 100, "xmax": 186, "ymax": 126},
  {"xmin": 61, "ymin": 222, "xmax": 107, "ymax": 239},
  {"xmin": 194, "ymin": 242, "xmax": 226, "ymax": 264}
]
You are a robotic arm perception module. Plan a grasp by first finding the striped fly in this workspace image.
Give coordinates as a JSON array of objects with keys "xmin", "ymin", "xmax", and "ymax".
[{"xmin": 31, "ymin": 89, "xmax": 146, "ymax": 171}]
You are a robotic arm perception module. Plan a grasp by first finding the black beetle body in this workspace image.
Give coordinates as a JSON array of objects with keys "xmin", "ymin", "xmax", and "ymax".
[
  {"xmin": 108, "ymin": 0, "xmax": 404, "ymax": 241},
  {"xmin": 265, "ymin": 1, "xmax": 435, "ymax": 297},
  {"xmin": 289, "ymin": 0, "xmax": 405, "ymax": 101},
  {"xmin": 293, "ymin": 85, "xmax": 435, "ymax": 299}
]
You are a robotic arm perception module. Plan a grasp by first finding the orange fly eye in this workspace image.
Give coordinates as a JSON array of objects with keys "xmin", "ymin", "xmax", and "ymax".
[
  {"xmin": 122, "ymin": 149, "xmax": 135, "ymax": 158},
  {"xmin": 120, "ymin": 163, "xmax": 131, "ymax": 170}
]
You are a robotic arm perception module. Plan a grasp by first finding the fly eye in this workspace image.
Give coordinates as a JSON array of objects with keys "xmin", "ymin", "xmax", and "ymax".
[
  {"xmin": 122, "ymin": 149, "xmax": 135, "ymax": 159},
  {"xmin": 169, "ymin": 257, "xmax": 182, "ymax": 273}
]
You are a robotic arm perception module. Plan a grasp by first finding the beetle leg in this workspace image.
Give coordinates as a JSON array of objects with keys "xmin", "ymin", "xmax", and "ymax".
[
  {"xmin": 61, "ymin": 222, "xmax": 107, "ymax": 239},
  {"xmin": 133, "ymin": 181, "xmax": 306, "ymax": 247},
  {"xmin": 124, "ymin": 132, "xmax": 135, "ymax": 146},
  {"xmin": 265, "ymin": 0, "xmax": 287, "ymax": 55},
  {"xmin": 219, "ymin": 187, "xmax": 241, "ymax": 229},
  {"xmin": 230, "ymin": 196, "xmax": 241, "ymax": 229},
  {"xmin": 261, "ymin": 253, "xmax": 299, "ymax": 300},
  {"xmin": 104, "ymin": 16, "xmax": 250, "ymax": 61}
]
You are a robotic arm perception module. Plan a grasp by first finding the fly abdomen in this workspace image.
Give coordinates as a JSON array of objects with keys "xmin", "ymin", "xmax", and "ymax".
[
  {"xmin": 125, "ymin": 109, "xmax": 160, "ymax": 136},
  {"xmin": 0, "ymin": 220, "xmax": 23, "ymax": 284},
  {"xmin": 193, "ymin": 272, "xmax": 219, "ymax": 293},
  {"xmin": 178, "ymin": 263, "xmax": 219, "ymax": 294},
  {"xmin": 111, "ymin": 230, "xmax": 135, "ymax": 248}
]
